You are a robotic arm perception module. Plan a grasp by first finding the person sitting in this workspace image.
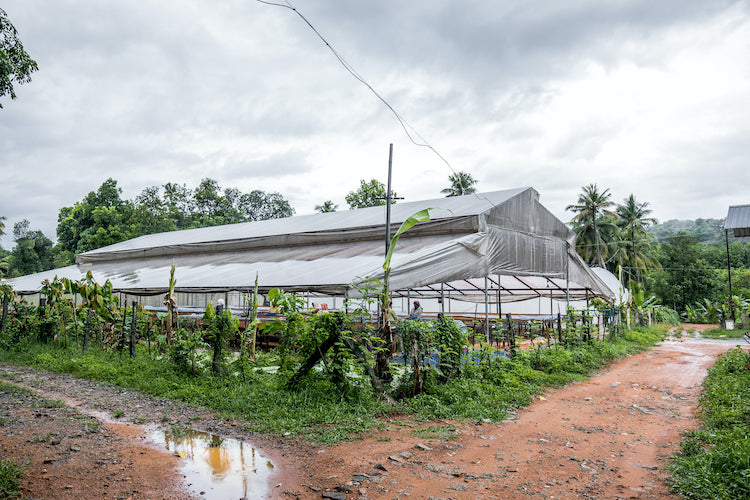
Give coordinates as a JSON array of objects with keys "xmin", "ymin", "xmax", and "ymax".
[{"xmin": 408, "ymin": 300, "xmax": 423, "ymax": 320}]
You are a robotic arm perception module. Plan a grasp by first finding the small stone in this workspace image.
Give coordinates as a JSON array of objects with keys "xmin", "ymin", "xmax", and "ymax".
[
  {"xmin": 416, "ymin": 443, "xmax": 432, "ymax": 451},
  {"xmin": 69, "ymin": 445, "xmax": 81, "ymax": 452},
  {"xmin": 449, "ymin": 483, "xmax": 468, "ymax": 491},
  {"xmin": 374, "ymin": 463, "xmax": 387, "ymax": 471},
  {"xmin": 388, "ymin": 455, "xmax": 404, "ymax": 463},
  {"xmin": 398, "ymin": 451, "xmax": 413, "ymax": 459},
  {"xmin": 321, "ymin": 493, "xmax": 347, "ymax": 500}
]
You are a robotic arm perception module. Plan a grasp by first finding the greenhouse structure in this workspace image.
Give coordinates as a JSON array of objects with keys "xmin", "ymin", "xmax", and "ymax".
[{"xmin": 4, "ymin": 187, "xmax": 618, "ymax": 324}]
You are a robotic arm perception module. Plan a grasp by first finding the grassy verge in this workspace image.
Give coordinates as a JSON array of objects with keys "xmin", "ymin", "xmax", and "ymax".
[
  {"xmin": 0, "ymin": 325, "xmax": 665, "ymax": 443},
  {"xmin": 700, "ymin": 326, "xmax": 750, "ymax": 340},
  {"xmin": 668, "ymin": 346, "xmax": 750, "ymax": 499}
]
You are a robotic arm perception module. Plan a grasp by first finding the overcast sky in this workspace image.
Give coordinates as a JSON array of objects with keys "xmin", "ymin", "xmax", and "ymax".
[{"xmin": 2, "ymin": 0, "xmax": 749, "ymax": 249}]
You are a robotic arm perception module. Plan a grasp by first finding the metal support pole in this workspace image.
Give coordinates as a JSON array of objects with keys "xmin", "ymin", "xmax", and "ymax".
[
  {"xmin": 726, "ymin": 229, "xmax": 734, "ymax": 320},
  {"xmin": 484, "ymin": 276, "xmax": 490, "ymax": 344},
  {"xmin": 385, "ymin": 143, "xmax": 393, "ymax": 255},
  {"xmin": 440, "ymin": 282, "xmax": 445, "ymax": 314},
  {"xmin": 497, "ymin": 276, "xmax": 502, "ymax": 320},
  {"xmin": 565, "ymin": 242, "xmax": 570, "ymax": 313}
]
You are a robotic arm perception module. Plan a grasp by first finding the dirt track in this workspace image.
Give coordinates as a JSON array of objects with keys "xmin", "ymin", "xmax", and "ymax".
[{"xmin": 0, "ymin": 326, "xmax": 746, "ymax": 499}]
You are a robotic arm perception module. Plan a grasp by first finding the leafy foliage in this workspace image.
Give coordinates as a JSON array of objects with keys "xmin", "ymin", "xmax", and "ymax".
[
  {"xmin": 55, "ymin": 178, "xmax": 295, "ymax": 259},
  {"xmin": 441, "ymin": 171, "xmax": 478, "ymax": 197},
  {"xmin": 345, "ymin": 179, "xmax": 396, "ymax": 209},
  {"xmin": 567, "ymin": 184, "xmax": 618, "ymax": 268},
  {"xmin": 0, "ymin": 7, "xmax": 38, "ymax": 107},
  {"xmin": 0, "ymin": 458, "xmax": 25, "ymax": 499},
  {"xmin": 648, "ymin": 232, "xmax": 721, "ymax": 313}
]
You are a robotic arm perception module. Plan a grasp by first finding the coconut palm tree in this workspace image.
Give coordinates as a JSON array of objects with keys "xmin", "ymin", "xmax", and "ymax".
[
  {"xmin": 441, "ymin": 171, "xmax": 478, "ymax": 197},
  {"xmin": 615, "ymin": 195, "xmax": 658, "ymax": 285},
  {"xmin": 566, "ymin": 184, "xmax": 617, "ymax": 268},
  {"xmin": 0, "ymin": 215, "xmax": 6, "ymax": 238},
  {"xmin": 315, "ymin": 200, "xmax": 338, "ymax": 213}
]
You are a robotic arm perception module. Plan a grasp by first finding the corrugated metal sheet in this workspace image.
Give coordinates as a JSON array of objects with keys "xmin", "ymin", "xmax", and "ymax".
[{"xmin": 725, "ymin": 204, "xmax": 750, "ymax": 237}]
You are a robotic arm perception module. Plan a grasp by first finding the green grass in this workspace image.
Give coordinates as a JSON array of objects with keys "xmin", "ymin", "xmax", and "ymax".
[
  {"xmin": 668, "ymin": 347, "xmax": 750, "ymax": 499},
  {"xmin": 0, "ymin": 325, "xmax": 666, "ymax": 444},
  {"xmin": 30, "ymin": 399, "xmax": 65, "ymax": 409},
  {"xmin": 700, "ymin": 327, "xmax": 750, "ymax": 340},
  {"xmin": 0, "ymin": 459, "xmax": 25, "ymax": 500},
  {"xmin": 33, "ymin": 432, "xmax": 54, "ymax": 443},
  {"xmin": 412, "ymin": 425, "xmax": 458, "ymax": 440}
]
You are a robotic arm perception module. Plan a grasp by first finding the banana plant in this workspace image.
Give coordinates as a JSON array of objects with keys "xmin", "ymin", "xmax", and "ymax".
[
  {"xmin": 375, "ymin": 207, "xmax": 438, "ymax": 381},
  {"xmin": 163, "ymin": 262, "xmax": 177, "ymax": 343}
]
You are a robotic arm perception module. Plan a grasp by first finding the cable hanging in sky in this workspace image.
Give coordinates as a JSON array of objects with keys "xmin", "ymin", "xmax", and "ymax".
[{"xmin": 255, "ymin": 0, "xmax": 458, "ymax": 175}]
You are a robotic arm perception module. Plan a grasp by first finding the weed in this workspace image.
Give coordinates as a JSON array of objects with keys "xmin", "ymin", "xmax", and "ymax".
[
  {"xmin": 700, "ymin": 327, "xmax": 749, "ymax": 340},
  {"xmin": 33, "ymin": 432, "xmax": 55, "ymax": 443},
  {"xmin": 0, "ymin": 381, "xmax": 30, "ymax": 395},
  {"xmin": 376, "ymin": 436, "xmax": 392, "ymax": 442},
  {"xmin": 113, "ymin": 409, "xmax": 124, "ymax": 418},
  {"xmin": 31, "ymin": 399, "xmax": 65, "ymax": 409},
  {"xmin": 412, "ymin": 425, "xmax": 458, "ymax": 440},
  {"xmin": 169, "ymin": 424, "xmax": 189, "ymax": 438},
  {"xmin": 0, "ymin": 459, "xmax": 26, "ymax": 499}
]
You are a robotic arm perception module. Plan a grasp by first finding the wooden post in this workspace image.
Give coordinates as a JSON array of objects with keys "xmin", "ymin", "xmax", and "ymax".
[
  {"xmin": 129, "ymin": 301, "xmax": 137, "ymax": 358},
  {"xmin": 119, "ymin": 302, "xmax": 127, "ymax": 354},
  {"xmin": 1, "ymin": 292, "xmax": 8, "ymax": 334},
  {"xmin": 83, "ymin": 308, "xmax": 92, "ymax": 352}
]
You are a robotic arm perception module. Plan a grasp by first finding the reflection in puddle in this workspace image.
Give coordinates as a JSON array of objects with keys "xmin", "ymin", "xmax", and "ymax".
[{"xmin": 148, "ymin": 426, "xmax": 273, "ymax": 499}]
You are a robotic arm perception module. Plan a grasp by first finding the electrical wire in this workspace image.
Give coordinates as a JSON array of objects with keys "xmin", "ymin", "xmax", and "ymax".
[{"xmin": 255, "ymin": 0, "xmax": 484, "ymax": 195}]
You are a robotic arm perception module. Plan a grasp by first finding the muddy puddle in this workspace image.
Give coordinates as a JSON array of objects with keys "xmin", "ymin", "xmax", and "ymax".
[{"xmin": 147, "ymin": 425, "xmax": 275, "ymax": 499}]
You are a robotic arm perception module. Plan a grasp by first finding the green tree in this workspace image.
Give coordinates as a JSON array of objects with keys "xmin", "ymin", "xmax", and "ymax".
[
  {"xmin": 441, "ymin": 171, "xmax": 478, "ymax": 197},
  {"xmin": 56, "ymin": 178, "xmax": 137, "ymax": 254},
  {"xmin": 615, "ymin": 194, "xmax": 659, "ymax": 285},
  {"xmin": 345, "ymin": 179, "xmax": 396, "ymax": 209},
  {"xmin": 0, "ymin": 7, "xmax": 38, "ymax": 107},
  {"xmin": 566, "ymin": 184, "xmax": 617, "ymax": 268},
  {"xmin": 315, "ymin": 200, "xmax": 338, "ymax": 213},
  {"xmin": 236, "ymin": 190, "xmax": 293, "ymax": 222},
  {"xmin": 8, "ymin": 219, "xmax": 53, "ymax": 276},
  {"xmin": 648, "ymin": 232, "xmax": 720, "ymax": 313},
  {"xmin": 0, "ymin": 215, "xmax": 6, "ymax": 239}
]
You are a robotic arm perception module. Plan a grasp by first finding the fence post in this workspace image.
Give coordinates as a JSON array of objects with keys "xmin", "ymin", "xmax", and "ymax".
[{"xmin": 129, "ymin": 301, "xmax": 137, "ymax": 358}]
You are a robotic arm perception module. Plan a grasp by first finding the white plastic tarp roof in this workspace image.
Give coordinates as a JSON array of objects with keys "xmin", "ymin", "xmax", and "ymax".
[{"xmin": 7, "ymin": 188, "xmax": 616, "ymax": 302}]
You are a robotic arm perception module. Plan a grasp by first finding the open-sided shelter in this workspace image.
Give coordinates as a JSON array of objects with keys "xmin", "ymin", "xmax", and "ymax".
[{"xmin": 6, "ymin": 188, "xmax": 615, "ymax": 311}]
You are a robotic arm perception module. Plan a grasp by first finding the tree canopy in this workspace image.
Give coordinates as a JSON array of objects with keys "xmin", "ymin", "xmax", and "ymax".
[
  {"xmin": 56, "ymin": 178, "xmax": 295, "ymax": 258},
  {"xmin": 315, "ymin": 200, "xmax": 338, "ymax": 213},
  {"xmin": 345, "ymin": 179, "xmax": 396, "ymax": 209},
  {"xmin": 6, "ymin": 219, "xmax": 53, "ymax": 277},
  {"xmin": 0, "ymin": 8, "xmax": 38, "ymax": 107},
  {"xmin": 441, "ymin": 171, "xmax": 478, "ymax": 197},
  {"xmin": 566, "ymin": 184, "xmax": 617, "ymax": 268}
]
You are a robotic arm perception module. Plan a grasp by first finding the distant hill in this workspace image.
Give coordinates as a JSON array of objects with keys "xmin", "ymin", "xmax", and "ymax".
[{"xmin": 647, "ymin": 218, "xmax": 748, "ymax": 247}]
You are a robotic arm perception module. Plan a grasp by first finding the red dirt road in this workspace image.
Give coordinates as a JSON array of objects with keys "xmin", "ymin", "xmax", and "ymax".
[{"xmin": 278, "ymin": 330, "xmax": 747, "ymax": 499}]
